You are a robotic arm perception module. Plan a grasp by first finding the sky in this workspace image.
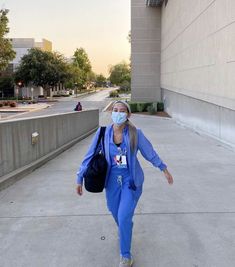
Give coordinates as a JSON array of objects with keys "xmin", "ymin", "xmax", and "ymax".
[{"xmin": 1, "ymin": 0, "xmax": 131, "ymax": 76}]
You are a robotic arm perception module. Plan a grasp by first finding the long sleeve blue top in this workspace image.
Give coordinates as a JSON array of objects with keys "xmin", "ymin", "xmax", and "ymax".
[{"xmin": 76, "ymin": 124, "xmax": 167, "ymax": 188}]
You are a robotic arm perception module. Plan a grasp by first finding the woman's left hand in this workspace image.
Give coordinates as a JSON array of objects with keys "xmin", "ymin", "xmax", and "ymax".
[{"xmin": 163, "ymin": 169, "xmax": 174, "ymax": 185}]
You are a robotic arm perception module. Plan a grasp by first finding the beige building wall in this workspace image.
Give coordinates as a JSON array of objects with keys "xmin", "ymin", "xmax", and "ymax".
[
  {"xmin": 161, "ymin": 0, "xmax": 235, "ymax": 146},
  {"xmin": 161, "ymin": 0, "xmax": 235, "ymax": 110},
  {"xmin": 35, "ymin": 39, "xmax": 52, "ymax": 52},
  {"xmin": 131, "ymin": 0, "xmax": 162, "ymax": 102}
]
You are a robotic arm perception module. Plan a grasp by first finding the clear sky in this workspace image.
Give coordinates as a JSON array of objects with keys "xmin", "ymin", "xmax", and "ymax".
[{"xmin": 1, "ymin": 0, "xmax": 131, "ymax": 76}]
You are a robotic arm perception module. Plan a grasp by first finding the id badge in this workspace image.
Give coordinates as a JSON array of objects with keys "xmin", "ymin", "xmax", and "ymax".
[{"xmin": 115, "ymin": 155, "xmax": 127, "ymax": 168}]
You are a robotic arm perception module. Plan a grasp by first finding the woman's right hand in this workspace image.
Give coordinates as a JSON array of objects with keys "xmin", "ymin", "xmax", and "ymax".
[{"xmin": 76, "ymin": 184, "xmax": 83, "ymax": 196}]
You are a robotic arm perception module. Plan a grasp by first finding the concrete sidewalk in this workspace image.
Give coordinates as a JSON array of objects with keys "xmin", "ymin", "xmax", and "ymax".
[{"xmin": 0, "ymin": 112, "xmax": 235, "ymax": 267}]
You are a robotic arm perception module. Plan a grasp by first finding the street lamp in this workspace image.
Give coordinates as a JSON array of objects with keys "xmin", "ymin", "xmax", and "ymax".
[
  {"xmin": 16, "ymin": 81, "xmax": 23, "ymax": 103},
  {"xmin": 31, "ymin": 87, "xmax": 34, "ymax": 101},
  {"xmin": 74, "ymin": 82, "xmax": 78, "ymax": 98}
]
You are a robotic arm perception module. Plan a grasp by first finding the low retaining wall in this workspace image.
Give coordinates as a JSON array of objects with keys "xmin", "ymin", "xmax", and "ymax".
[{"xmin": 0, "ymin": 110, "xmax": 99, "ymax": 190}]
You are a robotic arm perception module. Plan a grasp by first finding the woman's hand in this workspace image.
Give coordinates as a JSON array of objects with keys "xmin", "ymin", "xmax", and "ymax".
[
  {"xmin": 76, "ymin": 184, "xmax": 83, "ymax": 196},
  {"xmin": 163, "ymin": 169, "xmax": 174, "ymax": 185}
]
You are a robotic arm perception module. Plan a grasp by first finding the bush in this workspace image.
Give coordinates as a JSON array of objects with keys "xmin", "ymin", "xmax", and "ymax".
[
  {"xmin": 38, "ymin": 95, "xmax": 45, "ymax": 98},
  {"xmin": 128, "ymin": 102, "xmax": 138, "ymax": 112},
  {"xmin": 157, "ymin": 102, "xmax": 164, "ymax": 111},
  {"xmin": 147, "ymin": 104, "xmax": 157, "ymax": 115},
  {"xmin": 3, "ymin": 101, "xmax": 10, "ymax": 106},
  {"xmin": 109, "ymin": 90, "xmax": 119, "ymax": 97},
  {"xmin": 9, "ymin": 101, "xmax": 17, "ymax": 107},
  {"xmin": 136, "ymin": 102, "xmax": 152, "ymax": 112},
  {"xmin": 0, "ymin": 102, "xmax": 3, "ymax": 107}
]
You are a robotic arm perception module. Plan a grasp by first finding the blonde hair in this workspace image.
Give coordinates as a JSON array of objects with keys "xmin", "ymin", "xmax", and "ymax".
[{"xmin": 112, "ymin": 100, "xmax": 137, "ymax": 152}]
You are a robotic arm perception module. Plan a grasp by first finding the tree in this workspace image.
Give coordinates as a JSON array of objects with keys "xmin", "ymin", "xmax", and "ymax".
[
  {"xmin": 72, "ymin": 48, "xmax": 92, "ymax": 88},
  {"xmin": 64, "ymin": 64, "xmax": 82, "ymax": 91},
  {"xmin": 96, "ymin": 74, "xmax": 106, "ymax": 83},
  {"xmin": 0, "ymin": 9, "xmax": 16, "ymax": 71},
  {"xmin": 14, "ymin": 48, "xmax": 71, "ymax": 95},
  {"xmin": 109, "ymin": 62, "xmax": 131, "ymax": 90},
  {"xmin": 96, "ymin": 74, "xmax": 106, "ymax": 87},
  {"xmin": 0, "ymin": 76, "xmax": 14, "ymax": 97}
]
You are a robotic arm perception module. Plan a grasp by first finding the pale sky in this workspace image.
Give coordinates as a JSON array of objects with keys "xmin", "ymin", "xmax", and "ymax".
[{"xmin": 1, "ymin": 0, "xmax": 131, "ymax": 76}]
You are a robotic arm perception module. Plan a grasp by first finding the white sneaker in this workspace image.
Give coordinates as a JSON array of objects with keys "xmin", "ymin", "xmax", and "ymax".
[{"xmin": 119, "ymin": 256, "xmax": 133, "ymax": 267}]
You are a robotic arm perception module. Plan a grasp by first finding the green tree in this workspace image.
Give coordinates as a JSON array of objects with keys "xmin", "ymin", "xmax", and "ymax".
[
  {"xmin": 0, "ymin": 76, "xmax": 14, "ymax": 97},
  {"xmin": 0, "ymin": 9, "xmax": 16, "ymax": 71},
  {"xmin": 14, "ymin": 48, "xmax": 71, "ymax": 95},
  {"xmin": 96, "ymin": 74, "xmax": 106, "ymax": 84},
  {"xmin": 73, "ymin": 48, "xmax": 92, "ymax": 88},
  {"xmin": 64, "ymin": 64, "xmax": 82, "ymax": 91},
  {"xmin": 109, "ymin": 62, "xmax": 131, "ymax": 90}
]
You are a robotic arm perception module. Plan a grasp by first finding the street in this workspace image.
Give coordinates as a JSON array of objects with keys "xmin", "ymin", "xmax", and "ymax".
[{"xmin": 7, "ymin": 88, "xmax": 114, "ymax": 120}]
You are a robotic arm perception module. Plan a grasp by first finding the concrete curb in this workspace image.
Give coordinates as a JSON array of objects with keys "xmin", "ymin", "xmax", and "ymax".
[
  {"xmin": 0, "ymin": 104, "xmax": 51, "ymax": 120},
  {"xmin": 0, "ymin": 127, "xmax": 97, "ymax": 192},
  {"xmin": 102, "ymin": 101, "xmax": 113, "ymax": 112}
]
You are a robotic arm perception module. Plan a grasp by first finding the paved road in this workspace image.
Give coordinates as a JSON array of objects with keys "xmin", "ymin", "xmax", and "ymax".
[
  {"xmin": 0, "ymin": 97, "xmax": 235, "ymax": 266},
  {"xmin": 9, "ymin": 88, "xmax": 114, "ymax": 120}
]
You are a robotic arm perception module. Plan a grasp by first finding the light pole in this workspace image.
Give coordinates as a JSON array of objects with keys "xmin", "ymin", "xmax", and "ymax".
[
  {"xmin": 74, "ymin": 82, "xmax": 78, "ymax": 98},
  {"xmin": 15, "ymin": 88, "xmax": 19, "ymax": 103},
  {"xmin": 31, "ymin": 87, "xmax": 34, "ymax": 101},
  {"xmin": 16, "ymin": 81, "xmax": 23, "ymax": 103}
]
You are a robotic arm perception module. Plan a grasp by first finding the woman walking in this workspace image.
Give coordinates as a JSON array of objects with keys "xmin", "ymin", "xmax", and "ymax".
[{"xmin": 76, "ymin": 100, "xmax": 173, "ymax": 267}]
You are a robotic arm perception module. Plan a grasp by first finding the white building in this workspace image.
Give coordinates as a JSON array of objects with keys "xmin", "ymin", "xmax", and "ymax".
[
  {"xmin": 131, "ymin": 0, "xmax": 235, "ymax": 146},
  {"xmin": 10, "ymin": 38, "xmax": 53, "ymax": 98}
]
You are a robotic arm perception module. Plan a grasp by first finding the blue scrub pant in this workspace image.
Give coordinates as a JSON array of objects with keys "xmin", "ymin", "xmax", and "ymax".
[{"xmin": 106, "ymin": 173, "xmax": 142, "ymax": 259}]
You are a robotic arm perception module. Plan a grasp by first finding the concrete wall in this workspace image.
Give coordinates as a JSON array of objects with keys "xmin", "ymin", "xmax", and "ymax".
[
  {"xmin": 131, "ymin": 0, "xmax": 162, "ymax": 102},
  {"xmin": 0, "ymin": 110, "xmax": 99, "ymax": 179},
  {"xmin": 163, "ymin": 89, "xmax": 235, "ymax": 146},
  {"xmin": 161, "ymin": 0, "xmax": 235, "ymax": 108},
  {"xmin": 161, "ymin": 0, "xmax": 235, "ymax": 146}
]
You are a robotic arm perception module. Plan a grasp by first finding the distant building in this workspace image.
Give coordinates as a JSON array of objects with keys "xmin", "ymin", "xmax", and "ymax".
[
  {"xmin": 10, "ymin": 38, "xmax": 52, "ymax": 71},
  {"xmin": 8, "ymin": 38, "xmax": 53, "ymax": 98},
  {"xmin": 131, "ymin": 0, "xmax": 235, "ymax": 146}
]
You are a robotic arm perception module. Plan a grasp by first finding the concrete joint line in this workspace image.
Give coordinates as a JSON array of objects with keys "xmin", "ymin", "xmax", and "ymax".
[{"xmin": 1, "ymin": 211, "xmax": 235, "ymax": 220}]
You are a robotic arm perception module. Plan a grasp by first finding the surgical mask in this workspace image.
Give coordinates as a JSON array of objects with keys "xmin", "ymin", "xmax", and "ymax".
[{"xmin": 111, "ymin": 111, "xmax": 127, "ymax": 126}]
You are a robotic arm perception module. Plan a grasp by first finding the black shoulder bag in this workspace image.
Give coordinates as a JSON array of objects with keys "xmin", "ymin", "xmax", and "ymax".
[{"xmin": 84, "ymin": 127, "xmax": 107, "ymax": 193}]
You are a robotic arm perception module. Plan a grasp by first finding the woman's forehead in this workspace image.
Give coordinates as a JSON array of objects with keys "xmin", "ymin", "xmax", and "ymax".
[{"xmin": 113, "ymin": 103, "xmax": 128, "ymax": 110}]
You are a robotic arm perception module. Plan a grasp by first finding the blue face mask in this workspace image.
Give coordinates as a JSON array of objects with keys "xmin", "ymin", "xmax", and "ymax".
[{"xmin": 111, "ymin": 111, "xmax": 127, "ymax": 126}]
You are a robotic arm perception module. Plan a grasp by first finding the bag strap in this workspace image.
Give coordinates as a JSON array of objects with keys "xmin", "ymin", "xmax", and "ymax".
[{"xmin": 94, "ymin": 126, "xmax": 106, "ymax": 153}]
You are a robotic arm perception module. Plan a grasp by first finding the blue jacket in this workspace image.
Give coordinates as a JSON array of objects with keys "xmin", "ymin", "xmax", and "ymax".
[{"xmin": 76, "ymin": 124, "xmax": 167, "ymax": 188}]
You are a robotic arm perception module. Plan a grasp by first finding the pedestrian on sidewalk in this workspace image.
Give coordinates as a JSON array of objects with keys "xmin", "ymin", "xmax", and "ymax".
[
  {"xmin": 74, "ymin": 101, "xmax": 82, "ymax": 111},
  {"xmin": 76, "ymin": 100, "xmax": 173, "ymax": 267}
]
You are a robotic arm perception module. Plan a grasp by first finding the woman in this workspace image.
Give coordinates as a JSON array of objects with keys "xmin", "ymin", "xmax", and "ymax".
[
  {"xmin": 74, "ymin": 101, "xmax": 82, "ymax": 111},
  {"xmin": 76, "ymin": 100, "xmax": 173, "ymax": 267}
]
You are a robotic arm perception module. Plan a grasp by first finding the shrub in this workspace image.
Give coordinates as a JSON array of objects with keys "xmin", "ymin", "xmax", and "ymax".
[
  {"xmin": 128, "ymin": 102, "xmax": 138, "ymax": 112},
  {"xmin": 38, "ymin": 95, "xmax": 45, "ymax": 98},
  {"xmin": 0, "ymin": 102, "xmax": 3, "ymax": 107},
  {"xmin": 136, "ymin": 102, "xmax": 152, "ymax": 112},
  {"xmin": 147, "ymin": 104, "xmax": 157, "ymax": 115},
  {"xmin": 3, "ymin": 101, "xmax": 9, "ymax": 106},
  {"xmin": 9, "ymin": 101, "xmax": 17, "ymax": 107},
  {"xmin": 157, "ymin": 102, "xmax": 164, "ymax": 111},
  {"xmin": 109, "ymin": 90, "xmax": 119, "ymax": 97}
]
